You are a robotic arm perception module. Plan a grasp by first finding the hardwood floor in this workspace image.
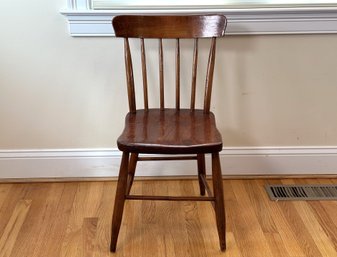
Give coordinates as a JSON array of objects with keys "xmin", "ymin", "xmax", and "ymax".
[{"xmin": 0, "ymin": 179, "xmax": 336, "ymax": 257}]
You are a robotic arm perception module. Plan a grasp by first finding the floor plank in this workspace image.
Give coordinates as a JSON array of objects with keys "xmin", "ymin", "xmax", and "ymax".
[
  {"xmin": 0, "ymin": 178, "xmax": 336, "ymax": 257},
  {"xmin": 0, "ymin": 199, "xmax": 31, "ymax": 257}
]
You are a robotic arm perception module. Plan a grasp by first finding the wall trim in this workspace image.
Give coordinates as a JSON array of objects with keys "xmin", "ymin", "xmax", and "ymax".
[
  {"xmin": 1, "ymin": 147, "xmax": 337, "ymax": 179},
  {"xmin": 61, "ymin": 7, "xmax": 337, "ymax": 36}
]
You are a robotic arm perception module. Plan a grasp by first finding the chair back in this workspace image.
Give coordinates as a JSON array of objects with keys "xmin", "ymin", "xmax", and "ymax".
[{"xmin": 112, "ymin": 15, "xmax": 227, "ymax": 113}]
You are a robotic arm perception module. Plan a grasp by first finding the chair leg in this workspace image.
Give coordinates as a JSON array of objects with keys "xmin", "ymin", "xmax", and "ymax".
[
  {"xmin": 197, "ymin": 154, "xmax": 206, "ymax": 196},
  {"xmin": 110, "ymin": 151, "xmax": 130, "ymax": 252},
  {"xmin": 211, "ymin": 152, "xmax": 226, "ymax": 251},
  {"xmin": 126, "ymin": 153, "xmax": 138, "ymax": 195}
]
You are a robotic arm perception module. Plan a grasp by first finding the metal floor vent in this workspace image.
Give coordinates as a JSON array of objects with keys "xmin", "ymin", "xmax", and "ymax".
[{"xmin": 265, "ymin": 184, "xmax": 337, "ymax": 201}]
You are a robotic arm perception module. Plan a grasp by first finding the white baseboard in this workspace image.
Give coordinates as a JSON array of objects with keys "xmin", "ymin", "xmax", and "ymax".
[{"xmin": 1, "ymin": 147, "xmax": 337, "ymax": 179}]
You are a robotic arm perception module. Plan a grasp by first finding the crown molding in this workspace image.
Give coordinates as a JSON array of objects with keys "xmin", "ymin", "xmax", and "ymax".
[{"xmin": 61, "ymin": 6, "xmax": 337, "ymax": 36}]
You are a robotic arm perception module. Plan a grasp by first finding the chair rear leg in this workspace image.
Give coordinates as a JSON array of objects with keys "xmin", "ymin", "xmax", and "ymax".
[
  {"xmin": 211, "ymin": 152, "xmax": 226, "ymax": 251},
  {"xmin": 110, "ymin": 151, "xmax": 130, "ymax": 252},
  {"xmin": 197, "ymin": 154, "xmax": 206, "ymax": 195},
  {"xmin": 126, "ymin": 153, "xmax": 138, "ymax": 195}
]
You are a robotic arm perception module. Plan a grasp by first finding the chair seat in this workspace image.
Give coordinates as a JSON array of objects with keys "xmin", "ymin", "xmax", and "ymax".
[{"xmin": 117, "ymin": 109, "xmax": 223, "ymax": 154}]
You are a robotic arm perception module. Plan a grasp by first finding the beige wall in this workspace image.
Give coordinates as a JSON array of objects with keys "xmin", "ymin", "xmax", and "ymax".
[{"xmin": 1, "ymin": 0, "xmax": 337, "ymax": 150}]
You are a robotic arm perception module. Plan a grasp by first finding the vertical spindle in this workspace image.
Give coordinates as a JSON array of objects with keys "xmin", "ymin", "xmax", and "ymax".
[
  {"xmin": 124, "ymin": 38, "xmax": 136, "ymax": 112},
  {"xmin": 159, "ymin": 39, "xmax": 164, "ymax": 110},
  {"xmin": 204, "ymin": 37, "xmax": 216, "ymax": 113},
  {"xmin": 140, "ymin": 38, "xmax": 148, "ymax": 110},
  {"xmin": 190, "ymin": 38, "xmax": 198, "ymax": 110},
  {"xmin": 175, "ymin": 38, "xmax": 180, "ymax": 110}
]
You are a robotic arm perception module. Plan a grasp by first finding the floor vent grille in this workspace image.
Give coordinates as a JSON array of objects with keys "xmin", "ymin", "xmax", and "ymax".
[{"xmin": 265, "ymin": 184, "xmax": 337, "ymax": 201}]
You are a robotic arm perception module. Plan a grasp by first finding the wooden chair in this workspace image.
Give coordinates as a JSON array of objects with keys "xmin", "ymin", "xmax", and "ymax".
[{"xmin": 111, "ymin": 14, "xmax": 227, "ymax": 252}]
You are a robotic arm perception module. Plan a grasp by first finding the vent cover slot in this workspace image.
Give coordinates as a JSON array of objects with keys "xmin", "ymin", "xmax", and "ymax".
[{"xmin": 265, "ymin": 185, "xmax": 337, "ymax": 201}]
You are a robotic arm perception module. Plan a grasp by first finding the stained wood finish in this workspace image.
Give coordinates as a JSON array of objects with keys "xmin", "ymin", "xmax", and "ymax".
[
  {"xmin": 200, "ymin": 174, "xmax": 214, "ymax": 201},
  {"xmin": 0, "ymin": 200, "xmax": 31, "ymax": 257},
  {"xmin": 126, "ymin": 195, "xmax": 215, "ymax": 201},
  {"xmin": 197, "ymin": 153, "xmax": 206, "ymax": 195},
  {"xmin": 113, "ymin": 15, "xmax": 227, "ymax": 113},
  {"xmin": 117, "ymin": 109, "xmax": 222, "ymax": 154},
  {"xmin": 140, "ymin": 38, "xmax": 149, "ymax": 110},
  {"xmin": 111, "ymin": 15, "xmax": 227, "ymax": 252},
  {"xmin": 204, "ymin": 37, "xmax": 217, "ymax": 113},
  {"xmin": 126, "ymin": 153, "xmax": 138, "ymax": 195},
  {"xmin": 138, "ymin": 156, "xmax": 197, "ymax": 161},
  {"xmin": 110, "ymin": 152, "xmax": 129, "ymax": 252},
  {"xmin": 190, "ymin": 38, "xmax": 198, "ymax": 110},
  {"xmin": 176, "ymin": 38, "xmax": 180, "ymax": 110},
  {"xmin": 212, "ymin": 153, "xmax": 226, "ymax": 250},
  {"xmin": 159, "ymin": 38, "xmax": 164, "ymax": 110},
  {"xmin": 1, "ymin": 179, "xmax": 337, "ymax": 257},
  {"xmin": 124, "ymin": 38, "xmax": 136, "ymax": 113},
  {"xmin": 113, "ymin": 15, "xmax": 227, "ymax": 38}
]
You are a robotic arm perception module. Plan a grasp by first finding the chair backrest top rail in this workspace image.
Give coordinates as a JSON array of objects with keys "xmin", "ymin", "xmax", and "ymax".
[{"xmin": 113, "ymin": 15, "xmax": 227, "ymax": 39}]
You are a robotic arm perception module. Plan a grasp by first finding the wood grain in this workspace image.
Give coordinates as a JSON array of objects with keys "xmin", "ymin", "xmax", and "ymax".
[
  {"xmin": 113, "ymin": 15, "xmax": 227, "ymax": 38},
  {"xmin": 203, "ymin": 37, "xmax": 216, "ymax": 113},
  {"xmin": 10, "ymin": 184, "xmax": 55, "ymax": 257},
  {"xmin": 159, "ymin": 38, "xmax": 164, "ymax": 110},
  {"xmin": 197, "ymin": 154, "xmax": 206, "ymax": 196},
  {"xmin": 110, "ymin": 152, "xmax": 130, "ymax": 252},
  {"xmin": 117, "ymin": 109, "xmax": 223, "ymax": 154},
  {"xmin": 190, "ymin": 38, "xmax": 198, "ymax": 110},
  {"xmin": 30, "ymin": 183, "xmax": 77, "ymax": 257},
  {"xmin": 229, "ymin": 180, "xmax": 274, "ymax": 257},
  {"xmin": 124, "ymin": 38, "xmax": 136, "ymax": 113},
  {"xmin": 0, "ymin": 184, "xmax": 12, "ymax": 209},
  {"xmin": 113, "ymin": 15, "xmax": 226, "ymax": 114},
  {"xmin": 112, "ymin": 15, "xmax": 228, "ymax": 252},
  {"xmin": 112, "ymin": 16, "xmax": 227, "ymax": 251},
  {"xmin": 140, "ymin": 38, "xmax": 149, "ymax": 110},
  {"xmin": 0, "ymin": 184, "xmax": 28, "ymax": 237},
  {"xmin": 1, "ymin": 178, "xmax": 336, "ymax": 257},
  {"xmin": 175, "ymin": 38, "xmax": 180, "ymax": 110},
  {"xmin": 0, "ymin": 200, "xmax": 31, "ymax": 257}
]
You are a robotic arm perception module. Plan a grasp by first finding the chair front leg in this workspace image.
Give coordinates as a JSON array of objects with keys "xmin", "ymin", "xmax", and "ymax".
[
  {"xmin": 110, "ymin": 151, "xmax": 130, "ymax": 252},
  {"xmin": 126, "ymin": 153, "xmax": 138, "ymax": 195},
  {"xmin": 211, "ymin": 152, "xmax": 226, "ymax": 251}
]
